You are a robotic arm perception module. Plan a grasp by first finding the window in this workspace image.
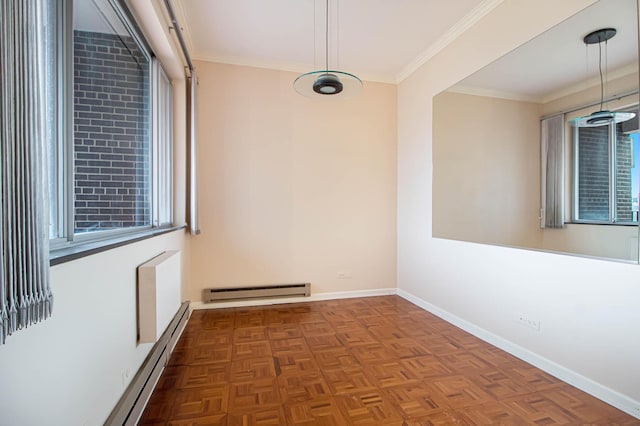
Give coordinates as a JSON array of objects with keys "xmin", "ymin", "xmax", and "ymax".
[
  {"xmin": 50, "ymin": 0, "xmax": 173, "ymax": 249},
  {"xmin": 573, "ymin": 109, "xmax": 639, "ymax": 224}
]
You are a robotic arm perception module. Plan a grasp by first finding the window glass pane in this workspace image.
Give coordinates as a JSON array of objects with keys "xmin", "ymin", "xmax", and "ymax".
[
  {"xmin": 157, "ymin": 64, "xmax": 173, "ymax": 226},
  {"xmin": 615, "ymin": 122, "xmax": 637, "ymax": 223},
  {"xmin": 73, "ymin": 0, "xmax": 150, "ymax": 233},
  {"xmin": 46, "ymin": 0, "xmax": 58, "ymax": 238},
  {"xmin": 627, "ymin": 129, "xmax": 639, "ymax": 223},
  {"xmin": 577, "ymin": 126, "xmax": 610, "ymax": 221}
]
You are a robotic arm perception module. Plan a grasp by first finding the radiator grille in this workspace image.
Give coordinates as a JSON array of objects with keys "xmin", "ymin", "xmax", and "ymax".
[{"xmin": 204, "ymin": 283, "xmax": 310, "ymax": 302}]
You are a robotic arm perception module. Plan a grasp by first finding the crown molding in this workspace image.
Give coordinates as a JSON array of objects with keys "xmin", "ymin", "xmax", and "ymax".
[
  {"xmin": 541, "ymin": 63, "xmax": 639, "ymax": 104},
  {"xmin": 191, "ymin": 52, "xmax": 397, "ymax": 84},
  {"xmin": 395, "ymin": 0, "xmax": 504, "ymax": 83},
  {"xmin": 447, "ymin": 84, "xmax": 542, "ymax": 103}
]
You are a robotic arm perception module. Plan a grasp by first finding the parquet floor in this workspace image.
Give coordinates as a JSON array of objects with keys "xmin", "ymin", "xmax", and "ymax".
[{"xmin": 139, "ymin": 296, "xmax": 639, "ymax": 425}]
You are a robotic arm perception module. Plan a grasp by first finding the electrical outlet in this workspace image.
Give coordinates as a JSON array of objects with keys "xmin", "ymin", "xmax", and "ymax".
[
  {"xmin": 121, "ymin": 368, "xmax": 131, "ymax": 387},
  {"xmin": 337, "ymin": 272, "xmax": 352, "ymax": 279},
  {"xmin": 517, "ymin": 314, "xmax": 540, "ymax": 331}
]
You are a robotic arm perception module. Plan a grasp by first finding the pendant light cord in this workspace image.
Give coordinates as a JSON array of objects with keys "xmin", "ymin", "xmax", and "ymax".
[
  {"xmin": 598, "ymin": 38, "xmax": 604, "ymax": 111},
  {"xmin": 325, "ymin": 0, "xmax": 329, "ymax": 71}
]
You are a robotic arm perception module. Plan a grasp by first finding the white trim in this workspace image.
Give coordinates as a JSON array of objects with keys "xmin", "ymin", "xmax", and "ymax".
[
  {"xmin": 396, "ymin": 288, "xmax": 640, "ymax": 420},
  {"xmin": 189, "ymin": 53, "xmax": 395, "ymax": 85},
  {"xmin": 171, "ymin": 0, "xmax": 195, "ymax": 61},
  {"xmin": 395, "ymin": 0, "xmax": 504, "ymax": 83},
  {"xmin": 541, "ymin": 63, "xmax": 639, "ymax": 105},
  {"xmin": 447, "ymin": 84, "xmax": 542, "ymax": 103},
  {"xmin": 190, "ymin": 287, "xmax": 397, "ymax": 310}
]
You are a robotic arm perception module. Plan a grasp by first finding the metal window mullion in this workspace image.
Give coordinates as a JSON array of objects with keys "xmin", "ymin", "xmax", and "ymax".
[
  {"xmin": 165, "ymin": 72, "xmax": 173, "ymax": 226},
  {"xmin": 109, "ymin": 0, "xmax": 151, "ymax": 63},
  {"xmin": 609, "ymin": 123, "xmax": 617, "ymax": 223},
  {"xmin": 151, "ymin": 60, "xmax": 160, "ymax": 227},
  {"xmin": 573, "ymin": 127, "xmax": 580, "ymax": 221},
  {"xmin": 63, "ymin": 0, "xmax": 74, "ymax": 241}
]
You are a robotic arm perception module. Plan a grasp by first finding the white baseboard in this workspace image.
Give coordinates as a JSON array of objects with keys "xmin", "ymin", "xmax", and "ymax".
[
  {"xmin": 190, "ymin": 287, "xmax": 397, "ymax": 310},
  {"xmin": 396, "ymin": 289, "xmax": 640, "ymax": 420}
]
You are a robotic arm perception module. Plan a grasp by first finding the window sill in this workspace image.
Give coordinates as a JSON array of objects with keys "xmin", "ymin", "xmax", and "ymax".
[
  {"xmin": 49, "ymin": 225, "xmax": 187, "ymax": 266},
  {"xmin": 565, "ymin": 221, "xmax": 638, "ymax": 227}
]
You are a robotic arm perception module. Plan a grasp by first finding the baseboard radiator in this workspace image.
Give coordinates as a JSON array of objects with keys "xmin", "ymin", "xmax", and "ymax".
[
  {"xmin": 204, "ymin": 283, "xmax": 311, "ymax": 302},
  {"xmin": 105, "ymin": 301, "xmax": 189, "ymax": 426},
  {"xmin": 105, "ymin": 250, "xmax": 186, "ymax": 425},
  {"xmin": 138, "ymin": 250, "xmax": 182, "ymax": 343}
]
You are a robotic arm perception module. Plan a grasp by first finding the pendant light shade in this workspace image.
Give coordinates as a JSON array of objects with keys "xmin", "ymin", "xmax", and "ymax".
[
  {"xmin": 571, "ymin": 110, "xmax": 636, "ymax": 127},
  {"xmin": 294, "ymin": 70, "xmax": 362, "ymax": 98},
  {"xmin": 571, "ymin": 28, "xmax": 636, "ymax": 127},
  {"xmin": 294, "ymin": 0, "xmax": 362, "ymax": 99}
]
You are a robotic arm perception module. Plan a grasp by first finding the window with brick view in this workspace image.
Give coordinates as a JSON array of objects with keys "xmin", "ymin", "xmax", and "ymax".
[
  {"xmin": 73, "ymin": 28, "xmax": 150, "ymax": 233},
  {"xmin": 576, "ymin": 122, "xmax": 636, "ymax": 223}
]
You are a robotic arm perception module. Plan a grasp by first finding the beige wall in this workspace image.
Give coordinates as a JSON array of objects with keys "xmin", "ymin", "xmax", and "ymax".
[
  {"xmin": 399, "ymin": 0, "xmax": 640, "ymax": 416},
  {"xmin": 432, "ymin": 72, "xmax": 639, "ymax": 261},
  {"xmin": 433, "ymin": 91, "xmax": 543, "ymax": 248},
  {"xmin": 189, "ymin": 61, "xmax": 397, "ymax": 301}
]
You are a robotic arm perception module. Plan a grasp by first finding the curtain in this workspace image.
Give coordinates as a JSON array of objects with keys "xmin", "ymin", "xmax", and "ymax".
[
  {"xmin": 187, "ymin": 71, "xmax": 200, "ymax": 235},
  {"xmin": 540, "ymin": 114, "xmax": 565, "ymax": 229},
  {"xmin": 0, "ymin": 0, "xmax": 53, "ymax": 344}
]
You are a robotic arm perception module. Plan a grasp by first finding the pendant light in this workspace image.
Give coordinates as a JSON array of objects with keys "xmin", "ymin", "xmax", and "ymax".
[
  {"xmin": 293, "ymin": 0, "xmax": 362, "ymax": 98},
  {"xmin": 572, "ymin": 28, "xmax": 636, "ymax": 127}
]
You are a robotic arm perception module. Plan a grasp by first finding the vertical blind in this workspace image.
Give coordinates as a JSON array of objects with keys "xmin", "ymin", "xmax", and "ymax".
[
  {"xmin": 540, "ymin": 114, "xmax": 565, "ymax": 229},
  {"xmin": 187, "ymin": 71, "xmax": 200, "ymax": 235},
  {"xmin": 0, "ymin": 0, "xmax": 54, "ymax": 344}
]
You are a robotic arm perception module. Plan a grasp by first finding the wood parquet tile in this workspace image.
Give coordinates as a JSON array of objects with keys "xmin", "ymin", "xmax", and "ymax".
[
  {"xmin": 322, "ymin": 366, "xmax": 378, "ymax": 395},
  {"xmin": 139, "ymin": 296, "xmax": 639, "ymax": 425},
  {"xmin": 336, "ymin": 390, "xmax": 405, "ymax": 424},
  {"xmin": 274, "ymin": 353, "xmax": 320, "ymax": 376},
  {"xmin": 284, "ymin": 397, "xmax": 349, "ymax": 425},
  {"xmin": 383, "ymin": 384, "xmax": 448, "ymax": 418},
  {"xmin": 229, "ymin": 377, "xmax": 281, "ymax": 408},
  {"xmin": 278, "ymin": 373, "xmax": 333, "ymax": 403}
]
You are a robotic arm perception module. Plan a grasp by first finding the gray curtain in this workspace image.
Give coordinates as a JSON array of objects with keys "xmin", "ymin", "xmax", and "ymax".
[
  {"xmin": 540, "ymin": 114, "xmax": 565, "ymax": 229},
  {"xmin": 0, "ymin": 0, "xmax": 53, "ymax": 344}
]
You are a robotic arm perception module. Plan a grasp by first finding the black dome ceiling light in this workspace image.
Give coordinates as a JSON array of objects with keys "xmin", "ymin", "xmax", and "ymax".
[
  {"xmin": 313, "ymin": 73, "xmax": 343, "ymax": 95},
  {"xmin": 572, "ymin": 28, "xmax": 635, "ymax": 127},
  {"xmin": 294, "ymin": 0, "xmax": 362, "ymax": 98}
]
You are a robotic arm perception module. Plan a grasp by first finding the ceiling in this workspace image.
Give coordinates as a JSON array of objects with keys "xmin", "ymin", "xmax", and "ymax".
[
  {"xmin": 172, "ymin": 0, "xmax": 490, "ymax": 83},
  {"xmin": 452, "ymin": 0, "xmax": 638, "ymax": 101},
  {"xmin": 170, "ymin": 0, "xmax": 637, "ymax": 93}
]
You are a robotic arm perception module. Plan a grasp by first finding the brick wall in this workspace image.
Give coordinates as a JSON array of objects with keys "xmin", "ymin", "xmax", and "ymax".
[
  {"xmin": 73, "ymin": 30, "xmax": 150, "ymax": 233},
  {"xmin": 577, "ymin": 124, "xmax": 633, "ymax": 221},
  {"xmin": 616, "ymin": 130, "xmax": 633, "ymax": 221}
]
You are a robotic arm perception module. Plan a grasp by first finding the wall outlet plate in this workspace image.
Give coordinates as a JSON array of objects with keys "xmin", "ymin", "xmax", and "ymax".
[{"xmin": 517, "ymin": 314, "xmax": 541, "ymax": 331}]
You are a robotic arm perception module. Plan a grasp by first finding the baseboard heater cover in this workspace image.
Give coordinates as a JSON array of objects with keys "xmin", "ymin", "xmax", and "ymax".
[
  {"xmin": 104, "ymin": 301, "xmax": 190, "ymax": 426},
  {"xmin": 204, "ymin": 283, "xmax": 311, "ymax": 302},
  {"xmin": 138, "ymin": 250, "xmax": 182, "ymax": 343}
]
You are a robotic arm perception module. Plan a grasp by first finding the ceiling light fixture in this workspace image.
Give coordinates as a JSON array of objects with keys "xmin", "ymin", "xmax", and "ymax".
[
  {"xmin": 293, "ymin": 0, "xmax": 362, "ymax": 98},
  {"xmin": 572, "ymin": 28, "xmax": 636, "ymax": 127}
]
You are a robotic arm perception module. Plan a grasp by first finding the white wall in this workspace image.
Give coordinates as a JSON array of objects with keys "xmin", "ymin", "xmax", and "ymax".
[
  {"xmin": 398, "ymin": 0, "xmax": 640, "ymax": 417},
  {"xmin": 0, "ymin": 230, "xmax": 187, "ymax": 425}
]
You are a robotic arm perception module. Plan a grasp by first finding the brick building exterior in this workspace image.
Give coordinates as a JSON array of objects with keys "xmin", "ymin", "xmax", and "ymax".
[
  {"xmin": 577, "ymin": 124, "xmax": 633, "ymax": 221},
  {"xmin": 73, "ymin": 30, "xmax": 150, "ymax": 233}
]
